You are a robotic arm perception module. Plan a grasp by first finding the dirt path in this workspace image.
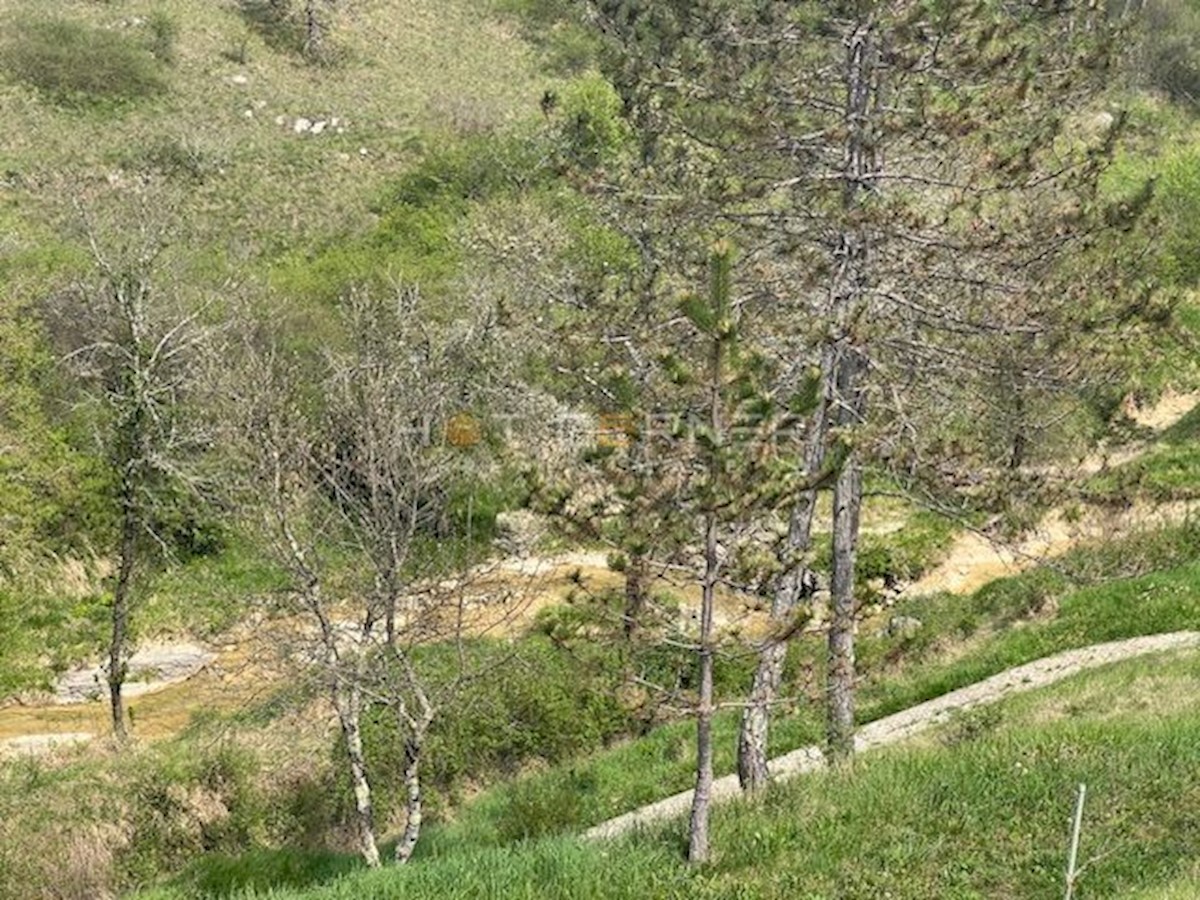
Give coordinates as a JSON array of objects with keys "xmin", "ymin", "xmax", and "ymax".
[{"xmin": 584, "ymin": 630, "xmax": 1200, "ymax": 840}]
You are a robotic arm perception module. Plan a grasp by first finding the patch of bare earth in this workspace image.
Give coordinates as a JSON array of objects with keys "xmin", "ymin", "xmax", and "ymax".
[
  {"xmin": 911, "ymin": 389, "xmax": 1200, "ymax": 597},
  {"xmin": 910, "ymin": 500, "xmax": 1197, "ymax": 597}
]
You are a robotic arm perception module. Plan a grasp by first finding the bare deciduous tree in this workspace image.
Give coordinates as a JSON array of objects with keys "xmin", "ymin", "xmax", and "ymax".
[
  {"xmin": 232, "ymin": 287, "xmax": 520, "ymax": 866},
  {"xmin": 48, "ymin": 204, "xmax": 216, "ymax": 741}
]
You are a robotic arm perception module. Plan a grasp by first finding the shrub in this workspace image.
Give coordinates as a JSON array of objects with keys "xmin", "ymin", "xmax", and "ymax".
[
  {"xmin": 556, "ymin": 73, "xmax": 632, "ymax": 171},
  {"xmin": 126, "ymin": 136, "xmax": 227, "ymax": 184},
  {"xmin": 356, "ymin": 637, "xmax": 631, "ymax": 824},
  {"xmin": 236, "ymin": 0, "xmax": 307, "ymax": 57},
  {"xmin": 147, "ymin": 12, "xmax": 180, "ymax": 66},
  {"xmin": 1137, "ymin": 0, "xmax": 1200, "ymax": 106},
  {"xmin": 492, "ymin": 768, "xmax": 597, "ymax": 841},
  {"xmin": 122, "ymin": 743, "xmax": 264, "ymax": 883},
  {"xmin": 0, "ymin": 17, "xmax": 168, "ymax": 107}
]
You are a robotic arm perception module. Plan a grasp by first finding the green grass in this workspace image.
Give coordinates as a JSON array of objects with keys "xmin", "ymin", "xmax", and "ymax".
[
  {"xmin": 1130, "ymin": 864, "xmax": 1200, "ymax": 900},
  {"xmin": 2, "ymin": 521, "xmax": 1191, "ymax": 898},
  {"xmin": 0, "ymin": 16, "xmax": 169, "ymax": 107},
  {"xmin": 1084, "ymin": 443, "xmax": 1200, "ymax": 503},
  {"xmin": 139, "ymin": 537, "xmax": 289, "ymax": 638},
  {"xmin": 427, "ymin": 523, "xmax": 1200, "ymax": 850},
  {"xmin": 0, "ymin": 0, "xmax": 550, "ymax": 304},
  {"xmin": 861, "ymin": 528, "xmax": 1200, "ymax": 718},
  {"xmin": 141, "ymin": 649, "xmax": 1200, "ymax": 899},
  {"xmin": 125, "ymin": 521, "xmax": 1200, "ymax": 900}
]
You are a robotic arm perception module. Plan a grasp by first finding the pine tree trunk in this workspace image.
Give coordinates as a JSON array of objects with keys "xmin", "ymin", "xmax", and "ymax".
[
  {"xmin": 687, "ymin": 510, "xmax": 718, "ymax": 864},
  {"xmin": 826, "ymin": 434, "xmax": 862, "ymax": 766},
  {"xmin": 823, "ymin": 17, "xmax": 877, "ymax": 768},
  {"xmin": 623, "ymin": 551, "xmax": 647, "ymax": 638},
  {"xmin": 826, "ymin": 340, "xmax": 866, "ymax": 765},
  {"xmin": 688, "ymin": 245, "xmax": 729, "ymax": 865},
  {"xmin": 737, "ymin": 345, "xmax": 832, "ymax": 791}
]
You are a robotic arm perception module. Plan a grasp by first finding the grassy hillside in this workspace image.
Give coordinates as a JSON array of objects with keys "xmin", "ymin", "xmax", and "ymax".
[
  {"xmin": 2, "ymin": 2, "xmax": 1200, "ymax": 898},
  {"xmin": 0, "ymin": 0, "xmax": 552, "ymax": 692},
  {"xmin": 0, "ymin": 0, "xmax": 545, "ymax": 242},
  {"xmin": 49, "ymin": 521, "xmax": 1182, "ymax": 899},
  {"xmin": 138, "ymin": 648, "xmax": 1200, "ymax": 899}
]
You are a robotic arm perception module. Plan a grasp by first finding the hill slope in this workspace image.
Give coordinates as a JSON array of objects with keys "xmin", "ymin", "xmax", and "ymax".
[{"xmin": 143, "ymin": 647, "xmax": 1200, "ymax": 899}]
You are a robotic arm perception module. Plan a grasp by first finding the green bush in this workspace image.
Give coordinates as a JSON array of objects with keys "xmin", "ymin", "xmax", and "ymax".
[
  {"xmin": 493, "ymin": 767, "xmax": 597, "ymax": 842},
  {"xmin": 556, "ymin": 73, "xmax": 632, "ymax": 171},
  {"xmin": 273, "ymin": 129, "xmax": 557, "ymax": 304},
  {"xmin": 352, "ymin": 621, "xmax": 757, "ymax": 832},
  {"xmin": 147, "ymin": 12, "xmax": 180, "ymax": 66},
  {"xmin": 357, "ymin": 637, "xmax": 630, "ymax": 823},
  {"xmin": 0, "ymin": 17, "xmax": 168, "ymax": 107},
  {"xmin": 1137, "ymin": 0, "xmax": 1200, "ymax": 105},
  {"xmin": 236, "ymin": 0, "xmax": 307, "ymax": 58},
  {"xmin": 122, "ymin": 743, "xmax": 264, "ymax": 883}
]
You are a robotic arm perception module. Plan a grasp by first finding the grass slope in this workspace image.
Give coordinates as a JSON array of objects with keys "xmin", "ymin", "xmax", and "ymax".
[
  {"xmin": 145, "ymin": 650, "xmax": 1200, "ymax": 899},
  {"xmin": 0, "ymin": 0, "xmax": 548, "ymax": 692},
  {"xmin": 0, "ymin": 0, "xmax": 544, "ymax": 245},
  {"xmin": 126, "ymin": 522, "xmax": 1200, "ymax": 898},
  {"xmin": 427, "ymin": 522, "xmax": 1200, "ymax": 850},
  {"xmin": 1083, "ymin": 395, "xmax": 1200, "ymax": 504}
]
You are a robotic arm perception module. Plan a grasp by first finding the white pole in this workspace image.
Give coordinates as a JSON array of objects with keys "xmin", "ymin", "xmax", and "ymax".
[{"xmin": 1064, "ymin": 783, "xmax": 1087, "ymax": 900}]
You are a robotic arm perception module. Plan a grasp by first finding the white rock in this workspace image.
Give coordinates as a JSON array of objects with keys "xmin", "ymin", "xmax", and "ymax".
[
  {"xmin": 336, "ymin": 127, "xmax": 345, "ymax": 135},
  {"xmin": 330, "ymin": 117, "xmax": 340, "ymax": 127},
  {"xmin": 230, "ymin": 74, "xmax": 249, "ymax": 86},
  {"xmin": 54, "ymin": 643, "xmax": 216, "ymax": 704},
  {"xmin": 293, "ymin": 117, "xmax": 313, "ymax": 134},
  {"xmin": 311, "ymin": 120, "xmax": 327, "ymax": 135},
  {"xmin": 359, "ymin": 146, "xmax": 369, "ymax": 156},
  {"xmin": 243, "ymin": 109, "xmax": 254, "ymax": 119}
]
